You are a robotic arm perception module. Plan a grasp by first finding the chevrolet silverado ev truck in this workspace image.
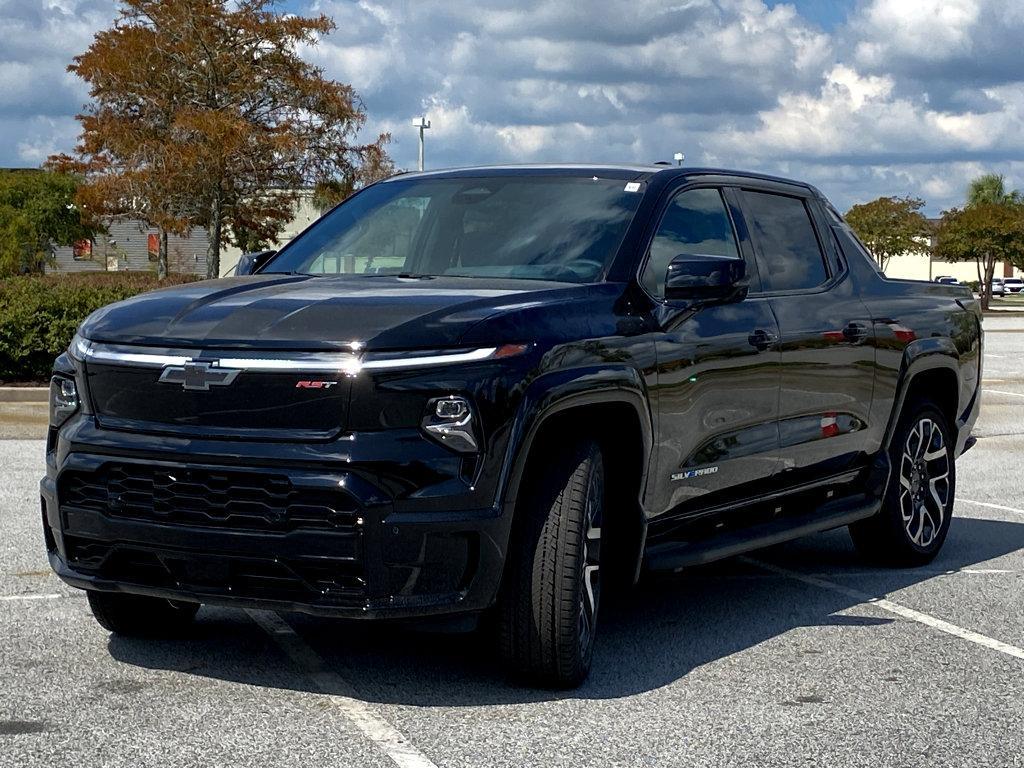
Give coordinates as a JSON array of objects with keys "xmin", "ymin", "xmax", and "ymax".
[{"xmin": 42, "ymin": 165, "xmax": 982, "ymax": 687}]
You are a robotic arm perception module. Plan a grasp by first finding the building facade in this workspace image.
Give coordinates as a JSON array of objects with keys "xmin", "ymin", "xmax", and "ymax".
[
  {"xmin": 881, "ymin": 251, "xmax": 1022, "ymax": 283},
  {"xmin": 49, "ymin": 219, "xmax": 208, "ymax": 276},
  {"xmin": 877, "ymin": 222, "xmax": 1022, "ymax": 283},
  {"xmin": 48, "ymin": 192, "xmax": 323, "ymax": 278}
]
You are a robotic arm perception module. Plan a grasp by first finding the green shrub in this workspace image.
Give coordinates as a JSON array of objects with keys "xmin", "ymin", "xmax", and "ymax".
[{"xmin": 0, "ymin": 272, "xmax": 201, "ymax": 382}]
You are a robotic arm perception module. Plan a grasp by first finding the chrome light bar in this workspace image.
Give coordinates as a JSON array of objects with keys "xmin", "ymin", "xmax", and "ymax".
[{"xmin": 70, "ymin": 335, "xmax": 518, "ymax": 375}]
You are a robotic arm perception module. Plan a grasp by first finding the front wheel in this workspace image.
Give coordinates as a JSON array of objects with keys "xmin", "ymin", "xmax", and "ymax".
[
  {"xmin": 498, "ymin": 440, "xmax": 604, "ymax": 688},
  {"xmin": 850, "ymin": 401, "xmax": 955, "ymax": 566}
]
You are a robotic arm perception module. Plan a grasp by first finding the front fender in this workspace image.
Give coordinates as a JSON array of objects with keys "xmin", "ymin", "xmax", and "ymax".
[{"xmin": 496, "ymin": 364, "xmax": 654, "ymax": 515}]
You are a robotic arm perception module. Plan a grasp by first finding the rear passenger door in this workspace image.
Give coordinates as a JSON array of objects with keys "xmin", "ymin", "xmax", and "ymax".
[
  {"xmin": 738, "ymin": 187, "xmax": 876, "ymax": 487},
  {"xmin": 646, "ymin": 186, "xmax": 782, "ymax": 518}
]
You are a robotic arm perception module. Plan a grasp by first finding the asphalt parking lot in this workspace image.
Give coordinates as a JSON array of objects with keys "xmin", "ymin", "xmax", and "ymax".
[{"xmin": 2, "ymin": 316, "xmax": 1023, "ymax": 767}]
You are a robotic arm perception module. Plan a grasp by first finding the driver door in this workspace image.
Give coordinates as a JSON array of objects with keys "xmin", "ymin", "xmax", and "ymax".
[{"xmin": 646, "ymin": 186, "xmax": 782, "ymax": 519}]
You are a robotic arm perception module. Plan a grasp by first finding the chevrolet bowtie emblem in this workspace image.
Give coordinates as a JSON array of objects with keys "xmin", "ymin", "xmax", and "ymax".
[{"xmin": 158, "ymin": 361, "xmax": 240, "ymax": 391}]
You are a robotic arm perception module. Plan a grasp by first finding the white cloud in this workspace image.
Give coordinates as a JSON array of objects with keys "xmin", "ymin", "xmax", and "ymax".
[
  {"xmin": 709, "ymin": 62, "xmax": 1024, "ymax": 162},
  {"xmin": 3, "ymin": 0, "xmax": 1024, "ymax": 214},
  {"xmin": 853, "ymin": 0, "xmax": 980, "ymax": 67}
]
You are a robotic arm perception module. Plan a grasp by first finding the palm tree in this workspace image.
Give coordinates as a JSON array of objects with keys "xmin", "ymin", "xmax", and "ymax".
[{"xmin": 967, "ymin": 173, "xmax": 1021, "ymax": 206}]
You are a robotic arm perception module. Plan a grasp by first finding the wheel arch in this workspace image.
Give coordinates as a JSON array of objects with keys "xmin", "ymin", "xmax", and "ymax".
[
  {"xmin": 497, "ymin": 366, "xmax": 654, "ymax": 586},
  {"xmin": 884, "ymin": 346, "xmax": 962, "ymax": 451}
]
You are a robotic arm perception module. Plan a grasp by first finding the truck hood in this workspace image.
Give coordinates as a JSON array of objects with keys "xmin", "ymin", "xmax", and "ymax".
[{"xmin": 79, "ymin": 273, "xmax": 589, "ymax": 351}]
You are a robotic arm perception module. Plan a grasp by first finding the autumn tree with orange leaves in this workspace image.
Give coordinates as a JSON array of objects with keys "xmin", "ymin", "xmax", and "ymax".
[{"xmin": 52, "ymin": 0, "xmax": 393, "ymax": 278}]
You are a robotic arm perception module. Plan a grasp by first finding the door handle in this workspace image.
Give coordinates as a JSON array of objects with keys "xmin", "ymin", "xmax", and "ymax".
[
  {"xmin": 842, "ymin": 322, "xmax": 869, "ymax": 342},
  {"xmin": 747, "ymin": 328, "xmax": 776, "ymax": 351}
]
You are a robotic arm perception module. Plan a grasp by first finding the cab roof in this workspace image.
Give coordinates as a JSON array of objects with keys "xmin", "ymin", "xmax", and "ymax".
[{"xmin": 385, "ymin": 163, "xmax": 821, "ymax": 195}]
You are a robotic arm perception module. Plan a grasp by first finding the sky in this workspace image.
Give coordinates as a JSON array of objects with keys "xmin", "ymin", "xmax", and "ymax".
[{"xmin": 1, "ymin": 0, "xmax": 1022, "ymax": 215}]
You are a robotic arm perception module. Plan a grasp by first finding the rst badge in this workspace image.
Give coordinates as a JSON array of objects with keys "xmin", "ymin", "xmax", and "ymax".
[
  {"xmin": 295, "ymin": 380, "xmax": 339, "ymax": 389},
  {"xmin": 159, "ymin": 361, "xmax": 240, "ymax": 391}
]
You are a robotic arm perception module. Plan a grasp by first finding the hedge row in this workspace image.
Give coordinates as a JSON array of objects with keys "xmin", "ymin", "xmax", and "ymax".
[{"xmin": 0, "ymin": 272, "xmax": 200, "ymax": 382}]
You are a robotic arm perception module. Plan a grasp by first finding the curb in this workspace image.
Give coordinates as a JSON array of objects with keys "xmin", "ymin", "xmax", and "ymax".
[{"xmin": 0, "ymin": 387, "xmax": 49, "ymax": 404}]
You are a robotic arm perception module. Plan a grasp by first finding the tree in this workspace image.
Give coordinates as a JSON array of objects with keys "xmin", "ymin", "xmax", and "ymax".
[
  {"xmin": 933, "ymin": 202, "xmax": 1024, "ymax": 310},
  {"xmin": 57, "ymin": 0, "xmax": 393, "ymax": 279},
  {"xmin": 312, "ymin": 145, "xmax": 396, "ymax": 210},
  {"xmin": 0, "ymin": 169, "xmax": 99, "ymax": 278},
  {"xmin": 844, "ymin": 196, "xmax": 933, "ymax": 272}
]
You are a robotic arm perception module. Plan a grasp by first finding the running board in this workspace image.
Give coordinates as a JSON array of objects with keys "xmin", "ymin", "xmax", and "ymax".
[{"xmin": 644, "ymin": 496, "xmax": 880, "ymax": 573}]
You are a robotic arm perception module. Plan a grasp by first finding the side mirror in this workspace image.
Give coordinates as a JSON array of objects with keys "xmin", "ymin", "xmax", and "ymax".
[
  {"xmin": 664, "ymin": 253, "xmax": 747, "ymax": 303},
  {"xmin": 234, "ymin": 250, "xmax": 277, "ymax": 276}
]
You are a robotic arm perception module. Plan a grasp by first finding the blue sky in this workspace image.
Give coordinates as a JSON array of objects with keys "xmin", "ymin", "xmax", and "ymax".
[
  {"xmin": 1, "ymin": 0, "xmax": 1022, "ymax": 214},
  {"xmin": 767, "ymin": 0, "xmax": 856, "ymax": 30}
]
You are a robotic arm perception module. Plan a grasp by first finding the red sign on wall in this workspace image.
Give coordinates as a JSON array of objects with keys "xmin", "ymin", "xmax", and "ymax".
[
  {"xmin": 72, "ymin": 240, "xmax": 92, "ymax": 259},
  {"xmin": 147, "ymin": 233, "xmax": 159, "ymax": 261}
]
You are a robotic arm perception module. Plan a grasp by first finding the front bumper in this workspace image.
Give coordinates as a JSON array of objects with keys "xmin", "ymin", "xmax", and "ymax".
[{"xmin": 41, "ymin": 446, "xmax": 509, "ymax": 621}]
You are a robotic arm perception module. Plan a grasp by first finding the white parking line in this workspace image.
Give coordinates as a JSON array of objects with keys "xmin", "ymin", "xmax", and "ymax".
[
  {"xmin": 690, "ymin": 568, "xmax": 1014, "ymax": 579},
  {"xmin": 0, "ymin": 593, "xmax": 61, "ymax": 602},
  {"xmin": 246, "ymin": 609, "xmax": 436, "ymax": 769},
  {"xmin": 959, "ymin": 498, "xmax": 1024, "ymax": 518},
  {"xmin": 984, "ymin": 388, "xmax": 1024, "ymax": 398},
  {"xmin": 743, "ymin": 558, "xmax": 1024, "ymax": 663},
  {"xmin": 959, "ymin": 568, "xmax": 1017, "ymax": 574}
]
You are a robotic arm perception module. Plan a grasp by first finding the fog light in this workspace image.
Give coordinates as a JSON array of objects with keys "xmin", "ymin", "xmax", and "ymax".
[
  {"xmin": 423, "ymin": 396, "xmax": 478, "ymax": 453},
  {"xmin": 435, "ymin": 397, "xmax": 469, "ymax": 420},
  {"xmin": 49, "ymin": 375, "xmax": 79, "ymax": 427}
]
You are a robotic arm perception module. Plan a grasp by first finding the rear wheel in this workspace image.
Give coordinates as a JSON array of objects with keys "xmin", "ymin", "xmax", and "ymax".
[
  {"xmin": 498, "ymin": 440, "xmax": 603, "ymax": 688},
  {"xmin": 850, "ymin": 401, "xmax": 955, "ymax": 565},
  {"xmin": 87, "ymin": 590, "xmax": 200, "ymax": 637}
]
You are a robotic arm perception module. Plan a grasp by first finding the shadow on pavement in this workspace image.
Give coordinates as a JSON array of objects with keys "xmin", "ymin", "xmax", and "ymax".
[{"xmin": 108, "ymin": 515, "xmax": 1024, "ymax": 705}]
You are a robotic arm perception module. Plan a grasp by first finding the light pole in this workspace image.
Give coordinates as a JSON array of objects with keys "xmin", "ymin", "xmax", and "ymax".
[
  {"xmin": 412, "ymin": 116, "xmax": 431, "ymax": 171},
  {"xmin": 674, "ymin": 152, "xmax": 685, "ymax": 166}
]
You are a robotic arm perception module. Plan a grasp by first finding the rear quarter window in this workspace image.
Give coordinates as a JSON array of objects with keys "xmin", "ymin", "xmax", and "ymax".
[{"xmin": 741, "ymin": 190, "xmax": 829, "ymax": 292}]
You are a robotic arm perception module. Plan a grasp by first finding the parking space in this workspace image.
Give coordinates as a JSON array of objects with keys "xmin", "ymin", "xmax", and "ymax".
[{"xmin": 2, "ymin": 319, "xmax": 1023, "ymax": 766}]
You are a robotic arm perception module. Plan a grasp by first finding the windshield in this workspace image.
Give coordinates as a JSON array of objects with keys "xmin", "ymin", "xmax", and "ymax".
[{"xmin": 263, "ymin": 175, "xmax": 644, "ymax": 283}]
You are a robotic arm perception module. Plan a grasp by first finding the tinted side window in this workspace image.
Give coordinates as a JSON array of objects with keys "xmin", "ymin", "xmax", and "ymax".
[
  {"xmin": 834, "ymin": 225, "xmax": 884, "ymax": 275},
  {"xmin": 642, "ymin": 188, "xmax": 738, "ymax": 297},
  {"xmin": 741, "ymin": 191, "xmax": 828, "ymax": 292}
]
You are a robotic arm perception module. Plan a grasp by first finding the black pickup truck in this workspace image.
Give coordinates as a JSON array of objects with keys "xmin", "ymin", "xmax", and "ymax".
[{"xmin": 41, "ymin": 165, "xmax": 982, "ymax": 687}]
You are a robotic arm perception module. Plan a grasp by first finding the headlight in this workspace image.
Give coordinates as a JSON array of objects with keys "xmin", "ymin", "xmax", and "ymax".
[
  {"xmin": 422, "ymin": 395, "xmax": 478, "ymax": 453},
  {"xmin": 49, "ymin": 375, "xmax": 80, "ymax": 427},
  {"xmin": 68, "ymin": 332, "xmax": 91, "ymax": 362}
]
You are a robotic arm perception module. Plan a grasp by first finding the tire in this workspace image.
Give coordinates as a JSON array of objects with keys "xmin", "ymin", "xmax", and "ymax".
[
  {"xmin": 850, "ymin": 401, "xmax": 955, "ymax": 566},
  {"xmin": 498, "ymin": 440, "xmax": 604, "ymax": 688},
  {"xmin": 87, "ymin": 590, "xmax": 200, "ymax": 637}
]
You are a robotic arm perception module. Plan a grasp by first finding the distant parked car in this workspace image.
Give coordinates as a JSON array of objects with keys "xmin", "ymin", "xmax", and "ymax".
[
  {"xmin": 991, "ymin": 279, "xmax": 1005, "ymax": 297},
  {"xmin": 935, "ymin": 276, "xmax": 959, "ymax": 285},
  {"xmin": 1003, "ymin": 278, "xmax": 1024, "ymax": 294}
]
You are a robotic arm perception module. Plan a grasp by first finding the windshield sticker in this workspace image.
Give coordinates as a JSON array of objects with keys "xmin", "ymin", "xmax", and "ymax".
[{"xmin": 624, "ymin": 182, "xmax": 642, "ymax": 193}]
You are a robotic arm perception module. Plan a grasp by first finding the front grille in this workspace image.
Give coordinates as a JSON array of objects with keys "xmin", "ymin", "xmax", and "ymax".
[
  {"xmin": 60, "ymin": 463, "xmax": 358, "ymax": 532},
  {"xmin": 85, "ymin": 362, "xmax": 351, "ymax": 441}
]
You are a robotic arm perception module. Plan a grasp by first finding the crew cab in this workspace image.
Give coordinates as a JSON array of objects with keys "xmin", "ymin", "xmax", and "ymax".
[{"xmin": 42, "ymin": 165, "xmax": 982, "ymax": 687}]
